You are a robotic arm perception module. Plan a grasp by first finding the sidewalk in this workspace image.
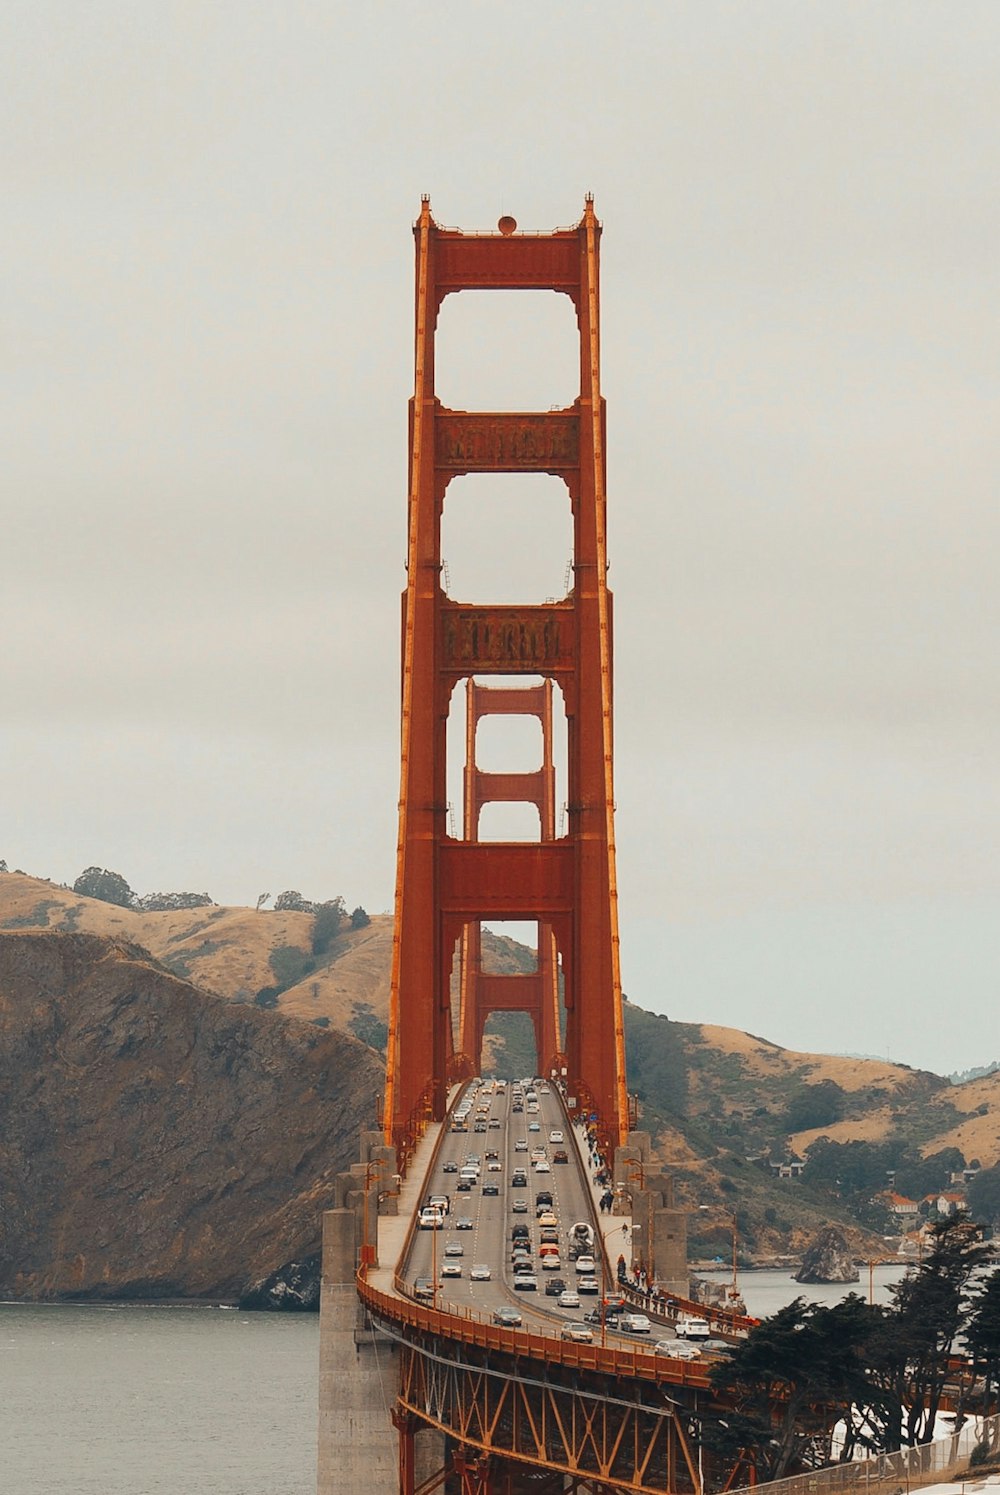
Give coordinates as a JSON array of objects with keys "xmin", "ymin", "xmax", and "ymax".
[{"xmin": 569, "ymin": 1112, "xmax": 633, "ymax": 1279}]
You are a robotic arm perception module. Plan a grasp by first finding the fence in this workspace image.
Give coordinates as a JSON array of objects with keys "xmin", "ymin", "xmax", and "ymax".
[{"xmin": 727, "ymin": 1412, "xmax": 1000, "ymax": 1495}]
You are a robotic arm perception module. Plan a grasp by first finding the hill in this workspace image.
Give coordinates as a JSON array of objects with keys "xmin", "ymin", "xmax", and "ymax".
[
  {"xmin": 2, "ymin": 871, "xmax": 998, "ymax": 1260},
  {"xmin": 0, "ymin": 927, "xmax": 382, "ymax": 1300}
]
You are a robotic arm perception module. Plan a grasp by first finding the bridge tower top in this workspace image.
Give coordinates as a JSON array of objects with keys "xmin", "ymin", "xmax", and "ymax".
[{"xmin": 384, "ymin": 199, "xmax": 628, "ymax": 1161}]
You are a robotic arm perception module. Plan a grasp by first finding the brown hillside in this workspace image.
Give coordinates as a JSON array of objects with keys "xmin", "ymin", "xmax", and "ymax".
[{"xmin": 0, "ymin": 929, "xmax": 383, "ymax": 1300}]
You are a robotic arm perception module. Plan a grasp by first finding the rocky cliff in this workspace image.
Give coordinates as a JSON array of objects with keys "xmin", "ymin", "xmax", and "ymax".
[{"xmin": 0, "ymin": 930, "xmax": 382, "ymax": 1301}]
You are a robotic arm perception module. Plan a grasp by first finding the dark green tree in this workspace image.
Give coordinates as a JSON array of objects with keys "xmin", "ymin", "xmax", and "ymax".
[
  {"xmin": 706, "ymin": 1296, "xmax": 880, "ymax": 1481},
  {"xmin": 274, "ymin": 890, "xmax": 313, "ymax": 913},
  {"xmin": 72, "ymin": 866, "xmax": 135, "ymax": 908},
  {"xmin": 967, "ymin": 1164, "xmax": 1000, "ymax": 1227},
  {"xmin": 312, "ymin": 898, "xmax": 347, "ymax": 955},
  {"xmin": 893, "ymin": 1148, "xmax": 966, "ymax": 1203},
  {"xmin": 864, "ymin": 1215, "xmax": 992, "ymax": 1450},
  {"xmin": 966, "ymin": 1268, "xmax": 1000, "ymax": 1420},
  {"xmin": 783, "ymin": 1080, "xmax": 846, "ymax": 1133},
  {"xmin": 350, "ymin": 905, "xmax": 371, "ymax": 929}
]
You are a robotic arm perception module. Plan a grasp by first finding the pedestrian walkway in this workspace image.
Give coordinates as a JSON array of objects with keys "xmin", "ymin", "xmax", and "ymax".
[{"xmin": 569, "ymin": 1112, "xmax": 633, "ymax": 1285}]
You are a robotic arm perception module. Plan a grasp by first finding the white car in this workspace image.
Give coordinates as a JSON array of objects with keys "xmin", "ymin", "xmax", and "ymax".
[
  {"xmin": 513, "ymin": 1274, "xmax": 538, "ymax": 1292},
  {"xmin": 441, "ymin": 1262, "xmax": 462, "ymax": 1278},
  {"xmin": 534, "ymin": 1160, "xmax": 551, "ymax": 1173},
  {"xmin": 541, "ymin": 1256, "xmax": 562, "ymax": 1271},
  {"xmin": 548, "ymin": 1130, "xmax": 564, "ymax": 1144},
  {"xmin": 488, "ymin": 1159, "xmax": 502, "ymax": 1171},
  {"xmin": 577, "ymin": 1277, "xmax": 599, "ymax": 1294},
  {"xmin": 558, "ymin": 1290, "xmax": 581, "ymax": 1308},
  {"xmin": 574, "ymin": 1255, "xmax": 596, "ymax": 1275},
  {"xmin": 470, "ymin": 1264, "xmax": 491, "ymax": 1281},
  {"xmin": 621, "ymin": 1313, "xmax": 651, "ymax": 1334},
  {"xmin": 654, "ymin": 1339, "xmax": 701, "ymax": 1359},
  {"xmin": 514, "ymin": 1139, "xmax": 528, "ymax": 1152},
  {"xmin": 444, "ymin": 1243, "xmax": 463, "ymax": 1257}
]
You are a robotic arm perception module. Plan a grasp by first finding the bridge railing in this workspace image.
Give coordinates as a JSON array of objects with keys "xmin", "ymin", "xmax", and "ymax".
[
  {"xmin": 616, "ymin": 1276, "xmax": 757, "ymax": 1337},
  {"xmin": 358, "ymin": 1267, "xmax": 712, "ymax": 1388},
  {"xmin": 726, "ymin": 1412, "xmax": 999, "ymax": 1495}
]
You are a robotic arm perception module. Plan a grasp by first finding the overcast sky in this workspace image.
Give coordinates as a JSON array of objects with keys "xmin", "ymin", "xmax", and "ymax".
[{"xmin": 3, "ymin": 2, "xmax": 997, "ymax": 1075}]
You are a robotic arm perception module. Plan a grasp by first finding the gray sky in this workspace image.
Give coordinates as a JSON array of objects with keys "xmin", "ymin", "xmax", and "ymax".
[{"xmin": 3, "ymin": 2, "xmax": 997, "ymax": 1075}]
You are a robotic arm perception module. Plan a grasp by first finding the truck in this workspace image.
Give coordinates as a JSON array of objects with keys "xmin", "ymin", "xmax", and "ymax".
[{"xmin": 569, "ymin": 1222, "xmax": 595, "ymax": 1252}]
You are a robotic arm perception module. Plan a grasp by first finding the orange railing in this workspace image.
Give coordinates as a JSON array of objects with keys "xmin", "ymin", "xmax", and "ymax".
[{"xmin": 359, "ymin": 1268, "xmax": 712, "ymax": 1389}]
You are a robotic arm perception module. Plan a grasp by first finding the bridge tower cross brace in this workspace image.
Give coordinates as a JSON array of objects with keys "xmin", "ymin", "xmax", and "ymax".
[{"xmin": 384, "ymin": 196, "xmax": 628, "ymax": 1157}]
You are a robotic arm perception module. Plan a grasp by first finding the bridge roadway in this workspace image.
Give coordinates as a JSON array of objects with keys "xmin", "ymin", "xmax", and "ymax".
[{"xmin": 403, "ymin": 1079, "xmax": 672, "ymax": 1346}]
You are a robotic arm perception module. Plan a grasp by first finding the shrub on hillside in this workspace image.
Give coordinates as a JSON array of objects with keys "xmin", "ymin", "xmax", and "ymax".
[{"xmin": 72, "ymin": 867, "xmax": 136, "ymax": 908}]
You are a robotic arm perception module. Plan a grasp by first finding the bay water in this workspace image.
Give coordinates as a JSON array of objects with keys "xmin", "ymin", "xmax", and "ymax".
[{"xmin": 1, "ymin": 1302, "xmax": 319, "ymax": 1495}]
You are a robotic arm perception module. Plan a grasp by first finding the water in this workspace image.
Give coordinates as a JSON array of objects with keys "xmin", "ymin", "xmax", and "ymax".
[
  {"xmin": 700, "ymin": 1262, "xmax": 910, "ymax": 1319},
  {"xmin": 0, "ymin": 1302, "xmax": 319, "ymax": 1495}
]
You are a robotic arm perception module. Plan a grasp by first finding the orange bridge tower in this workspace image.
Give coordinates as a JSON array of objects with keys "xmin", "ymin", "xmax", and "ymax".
[{"xmin": 383, "ymin": 197, "xmax": 628, "ymax": 1159}]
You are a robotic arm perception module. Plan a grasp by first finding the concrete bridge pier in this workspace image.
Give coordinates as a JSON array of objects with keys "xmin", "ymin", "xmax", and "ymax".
[{"xmin": 317, "ymin": 1207, "xmax": 398, "ymax": 1495}]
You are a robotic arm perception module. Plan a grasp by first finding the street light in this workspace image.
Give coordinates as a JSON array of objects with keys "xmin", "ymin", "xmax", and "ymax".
[
  {"xmin": 699, "ymin": 1204, "xmax": 740, "ymax": 1307},
  {"xmin": 360, "ymin": 1161, "xmax": 384, "ymax": 1270}
]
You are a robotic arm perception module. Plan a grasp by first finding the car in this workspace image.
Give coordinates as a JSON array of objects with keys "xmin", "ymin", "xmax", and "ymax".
[
  {"xmin": 444, "ymin": 1242, "xmax": 463, "ymax": 1257},
  {"xmin": 511, "ymin": 1171, "xmax": 527, "ymax": 1186},
  {"xmin": 513, "ymin": 1275, "xmax": 538, "ymax": 1291},
  {"xmin": 654, "ymin": 1339, "xmax": 701, "ymax": 1359},
  {"xmin": 535, "ymin": 1160, "xmax": 551, "ymax": 1173},
  {"xmin": 548, "ymin": 1130, "xmax": 564, "ymax": 1144},
  {"xmin": 488, "ymin": 1160, "xmax": 503, "ymax": 1172},
  {"xmin": 676, "ymin": 1316, "xmax": 711, "ymax": 1341},
  {"xmin": 414, "ymin": 1277, "xmax": 435, "ymax": 1299},
  {"xmin": 528, "ymin": 1121, "xmax": 541, "ymax": 1132},
  {"xmin": 474, "ymin": 1122, "xmax": 487, "ymax": 1132},
  {"xmin": 512, "ymin": 1257, "xmax": 534, "ymax": 1274},
  {"xmin": 545, "ymin": 1277, "xmax": 567, "ymax": 1296},
  {"xmin": 538, "ymin": 1212, "xmax": 559, "ymax": 1229},
  {"xmin": 541, "ymin": 1256, "xmax": 562, "ymax": 1271},
  {"xmin": 482, "ymin": 1182, "xmax": 499, "ymax": 1196},
  {"xmin": 620, "ymin": 1313, "xmax": 651, "ymax": 1334},
  {"xmin": 553, "ymin": 1150, "xmax": 569, "ymax": 1164},
  {"xmin": 512, "ymin": 1103, "xmax": 523, "ymax": 1113},
  {"xmin": 514, "ymin": 1139, "xmax": 527, "ymax": 1151},
  {"xmin": 485, "ymin": 1148, "xmax": 499, "ymax": 1160},
  {"xmin": 441, "ymin": 1261, "xmax": 462, "ymax": 1278},
  {"xmin": 470, "ymin": 1264, "xmax": 491, "ymax": 1281},
  {"xmin": 489, "ymin": 1118, "xmax": 501, "ymax": 1128},
  {"xmin": 512, "ymin": 1200, "xmax": 528, "ymax": 1213},
  {"xmin": 419, "ymin": 1208, "xmax": 444, "ymax": 1229},
  {"xmin": 455, "ymin": 1216, "xmax": 474, "ymax": 1230},
  {"xmin": 456, "ymin": 1179, "xmax": 472, "ymax": 1192},
  {"xmin": 512, "ymin": 1224, "xmax": 529, "ymax": 1239},
  {"xmin": 558, "ymin": 1290, "xmax": 581, "ymax": 1308},
  {"xmin": 560, "ymin": 1322, "xmax": 594, "ymax": 1343},
  {"xmin": 442, "ymin": 1161, "xmax": 458, "ymax": 1173},
  {"xmin": 602, "ymin": 1294, "xmax": 627, "ymax": 1312},
  {"xmin": 574, "ymin": 1255, "xmax": 596, "ymax": 1275},
  {"xmin": 492, "ymin": 1306, "xmax": 522, "ymax": 1327},
  {"xmin": 577, "ymin": 1277, "xmax": 599, "ymax": 1295},
  {"xmin": 535, "ymin": 1191, "xmax": 553, "ymax": 1207}
]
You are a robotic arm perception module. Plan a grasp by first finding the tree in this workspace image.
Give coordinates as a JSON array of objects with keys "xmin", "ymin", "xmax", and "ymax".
[
  {"xmin": 966, "ymin": 1268, "xmax": 1000, "ymax": 1422},
  {"xmin": 783, "ymin": 1080, "xmax": 846, "ymax": 1133},
  {"xmin": 274, "ymin": 890, "xmax": 313, "ymax": 913},
  {"xmin": 893, "ymin": 1148, "xmax": 966, "ymax": 1203},
  {"xmin": 312, "ymin": 898, "xmax": 347, "ymax": 955},
  {"xmin": 706, "ymin": 1296, "xmax": 881, "ymax": 1481},
  {"xmin": 137, "ymin": 891, "xmax": 214, "ymax": 912},
  {"xmin": 72, "ymin": 866, "xmax": 135, "ymax": 908},
  {"xmin": 967, "ymin": 1164, "xmax": 1000, "ymax": 1227},
  {"xmin": 865, "ymin": 1214, "xmax": 992, "ymax": 1450},
  {"xmin": 350, "ymin": 905, "xmax": 371, "ymax": 929}
]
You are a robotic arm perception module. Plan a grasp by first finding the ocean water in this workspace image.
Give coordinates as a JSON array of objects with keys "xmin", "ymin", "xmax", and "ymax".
[
  {"xmin": 700, "ymin": 1261, "xmax": 910, "ymax": 1319},
  {"xmin": 0, "ymin": 1302, "xmax": 319, "ymax": 1495}
]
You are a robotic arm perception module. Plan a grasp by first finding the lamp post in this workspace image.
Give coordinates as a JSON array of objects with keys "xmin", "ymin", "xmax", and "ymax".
[
  {"xmin": 699, "ymin": 1204, "xmax": 740, "ymax": 1307},
  {"xmin": 602, "ymin": 1221, "xmax": 633, "ymax": 1347},
  {"xmin": 360, "ymin": 1161, "xmax": 384, "ymax": 1270}
]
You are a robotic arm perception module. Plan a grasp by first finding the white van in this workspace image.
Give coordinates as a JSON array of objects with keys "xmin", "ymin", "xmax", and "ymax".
[{"xmin": 676, "ymin": 1315, "xmax": 711, "ymax": 1340}]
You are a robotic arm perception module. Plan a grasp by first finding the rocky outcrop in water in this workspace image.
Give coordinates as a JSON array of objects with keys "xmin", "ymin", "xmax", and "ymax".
[
  {"xmin": 239, "ymin": 1253, "xmax": 321, "ymax": 1311},
  {"xmin": 794, "ymin": 1226, "xmax": 859, "ymax": 1284},
  {"xmin": 0, "ymin": 931, "xmax": 382, "ymax": 1302}
]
